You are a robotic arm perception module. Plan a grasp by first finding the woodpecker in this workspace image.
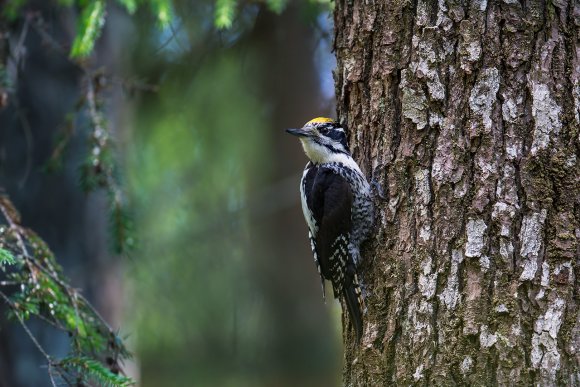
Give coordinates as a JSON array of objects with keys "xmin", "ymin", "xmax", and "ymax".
[{"xmin": 286, "ymin": 117, "xmax": 373, "ymax": 342}]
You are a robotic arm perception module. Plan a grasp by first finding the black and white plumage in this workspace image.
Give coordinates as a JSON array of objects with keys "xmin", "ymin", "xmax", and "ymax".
[{"xmin": 286, "ymin": 117, "xmax": 374, "ymax": 342}]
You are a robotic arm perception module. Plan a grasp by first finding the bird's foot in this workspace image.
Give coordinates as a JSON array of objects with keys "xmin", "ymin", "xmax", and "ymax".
[{"xmin": 371, "ymin": 178, "xmax": 387, "ymax": 200}]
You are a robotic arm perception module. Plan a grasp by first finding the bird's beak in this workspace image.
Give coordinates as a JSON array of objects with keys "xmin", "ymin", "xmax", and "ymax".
[{"xmin": 286, "ymin": 127, "xmax": 311, "ymax": 137}]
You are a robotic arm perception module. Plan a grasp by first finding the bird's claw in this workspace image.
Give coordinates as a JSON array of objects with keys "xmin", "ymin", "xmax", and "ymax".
[{"xmin": 371, "ymin": 178, "xmax": 387, "ymax": 200}]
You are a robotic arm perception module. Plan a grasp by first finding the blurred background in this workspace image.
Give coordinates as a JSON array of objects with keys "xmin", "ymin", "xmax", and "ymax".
[{"xmin": 0, "ymin": 1, "xmax": 342, "ymax": 386}]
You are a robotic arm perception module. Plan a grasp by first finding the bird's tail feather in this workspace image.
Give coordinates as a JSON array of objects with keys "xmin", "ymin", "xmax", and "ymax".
[{"xmin": 343, "ymin": 271, "xmax": 364, "ymax": 343}]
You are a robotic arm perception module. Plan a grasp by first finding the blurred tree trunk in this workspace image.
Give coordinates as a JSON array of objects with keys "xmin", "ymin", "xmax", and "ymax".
[
  {"xmin": 334, "ymin": 1, "xmax": 579, "ymax": 385},
  {"xmin": 249, "ymin": 5, "xmax": 342, "ymax": 382}
]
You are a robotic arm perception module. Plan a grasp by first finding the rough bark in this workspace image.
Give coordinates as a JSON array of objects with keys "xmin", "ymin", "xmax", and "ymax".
[{"xmin": 334, "ymin": 1, "xmax": 579, "ymax": 385}]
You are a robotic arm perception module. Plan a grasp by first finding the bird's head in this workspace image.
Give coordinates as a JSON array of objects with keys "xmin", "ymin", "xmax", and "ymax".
[{"xmin": 286, "ymin": 117, "xmax": 351, "ymax": 164}]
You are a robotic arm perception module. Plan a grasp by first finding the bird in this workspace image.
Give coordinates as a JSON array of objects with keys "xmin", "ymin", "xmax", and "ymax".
[{"xmin": 286, "ymin": 117, "xmax": 374, "ymax": 342}]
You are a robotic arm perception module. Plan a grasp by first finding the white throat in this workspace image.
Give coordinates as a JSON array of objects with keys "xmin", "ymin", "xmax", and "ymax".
[{"xmin": 300, "ymin": 138, "xmax": 362, "ymax": 173}]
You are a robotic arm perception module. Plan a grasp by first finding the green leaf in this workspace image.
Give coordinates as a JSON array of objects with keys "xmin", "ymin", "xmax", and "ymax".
[
  {"xmin": 215, "ymin": 0, "xmax": 236, "ymax": 29},
  {"xmin": 0, "ymin": 248, "xmax": 15, "ymax": 266},
  {"xmin": 70, "ymin": 0, "xmax": 107, "ymax": 58},
  {"xmin": 63, "ymin": 308, "xmax": 88, "ymax": 337},
  {"xmin": 60, "ymin": 356, "xmax": 134, "ymax": 387}
]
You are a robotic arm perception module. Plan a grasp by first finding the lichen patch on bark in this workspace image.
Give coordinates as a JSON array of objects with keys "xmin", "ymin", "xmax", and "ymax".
[
  {"xmin": 469, "ymin": 68, "xmax": 500, "ymax": 131},
  {"xmin": 465, "ymin": 219, "xmax": 487, "ymax": 258},
  {"xmin": 439, "ymin": 249, "xmax": 463, "ymax": 310},
  {"xmin": 530, "ymin": 82, "xmax": 562, "ymax": 155},
  {"xmin": 519, "ymin": 210, "xmax": 547, "ymax": 281},
  {"xmin": 479, "ymin": 325, "xmax": 498, "ymax": 348},
  {"xmin": 460, "ymin": 356, "xmax": 473, "ymax": 375},
  {"xmin": 531, "ymin": 297, "xmax": 565, "ymax": 383},
  {"xmin": 419, "ymin": 256, "xmax": 437, "ymax": 299},
  {"xmin": 400, "ymin": 70, "xmax": 428, "ymax": 130}
]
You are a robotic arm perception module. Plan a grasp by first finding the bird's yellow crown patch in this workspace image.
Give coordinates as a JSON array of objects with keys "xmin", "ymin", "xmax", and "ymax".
[{"xmin": 305, "ymin": 117, "xmax": 335, "ymax": 126}]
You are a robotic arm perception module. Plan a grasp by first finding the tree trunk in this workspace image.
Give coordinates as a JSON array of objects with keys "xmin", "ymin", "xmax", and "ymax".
[{"xmin": 334, "ymin": 1, "xmax": 579, "ymax": 385}]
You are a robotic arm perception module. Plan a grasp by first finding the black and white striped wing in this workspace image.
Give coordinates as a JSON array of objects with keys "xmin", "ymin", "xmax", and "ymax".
[
  {"xmin": 308, "ymin": 167, "xmax": 353, "ymax": 297},
  {"xmin": 302, "ymin": 165, "xmax": 365, "ymax": 340}
]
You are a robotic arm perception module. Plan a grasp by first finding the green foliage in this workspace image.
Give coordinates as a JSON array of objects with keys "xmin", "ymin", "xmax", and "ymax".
[
  {"xmin": 70, "ymin": 0, "xmax": 107, "ymax": 58},
  {"xmin": 59, "ymin": 356, "xmax": 134, "ymax": 387},
  {"xmin": 78, "ymin": 145, "xmax": 113, "ymax": 192},
  {"xmin": 75, "ymin": 74, "xmax": 135, "ymax": 255},
  {"xmin": 148, "ymin": 0, "xmax": 172, "ymax": 27},
  {"xmin": 5, "ymin": 0, "xmax": 326, "ymax": 58},
  {"xmin": 109, "ymin": 201, "xmax": 135, "ymax": 254},
  {"xmin": 214, "ymin": 0, "xmax": 288, "ymax": 29},
  {"xmin": 0, "ymin": 195, "xmax": 133, "ymax": 385},
  {"xmin": 0, "ymin": 247, "xmax": 15, "ymax": 266},
  {"xmin": 265, "ymin": 0, "xmax": 287, "ymax": 14},
  {"xmin": 69, "ymin": 0, "xmax": 166, "ymax": 54},
  {"xmin": 3, "ymin": 0, "xmax": 173, "ymax": 57},
  {"xmin": 215, "ymin": 0, "xmax": 236, "ymax": 29},
  {"xmin": 3, "ymin": 0, "xmax": 27, "ymax": 20}
]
